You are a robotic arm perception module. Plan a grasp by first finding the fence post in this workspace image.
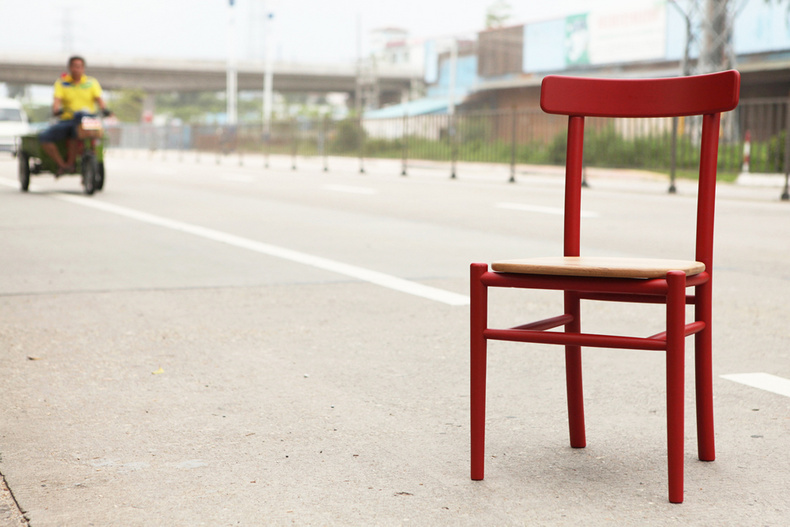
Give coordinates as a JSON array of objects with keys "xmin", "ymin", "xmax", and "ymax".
[
  {"xmin": 401, "ymin": 111, "xmax": 408, "ymax": 176},
  {"xmin": 238, "ymin": 125, "xmax": 244, "ymax": 167},
  {"xmin": 509, "ymin": 106, "xmax": 517, "ymax": 183},
  {"xmin": 216, "ymin": 126, "xmax": 222, "ymax": 165},
  {"xmin": 162, "ymin": 125, "xmax": 168, "ymax": 161},
  {"xmin": 323, "ymin": 115, "xmax": 329, "ymax": 172},
  {"xmin": 195, "ymin": 126, "xmax": 201, "ymax": 163},
  {"xmin": 148, "ymin": 125, "xmax": 156, "ymax": 160},
  {"xmin": 291, "ymin": 118, "xmax": 298, "ymax": 171},
  {"xmin": 450, "ymin": 113, "xmax": 457, "ymax": 179},
  {"xmin": 669, "ymin": 116, "xmax": 679, "ymax": 193},
  {"xmin": 358, "ymin": 114, "xmax": 365, "ymax": 174},
  {"xmin": 264, "ymin": 124, "xmax": 270, "ymax": 169},
  {"xmin": 783, "ymin": 99, "xmax": 790, "ymax": 200},
  {"xmin": 178, "ymin": 124, "xmax": 185, "ymax": 162}
]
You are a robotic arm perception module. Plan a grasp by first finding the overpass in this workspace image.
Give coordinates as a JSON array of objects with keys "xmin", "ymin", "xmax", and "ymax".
[{"xmin": 0, "ymin": 53, "xmax": 421, "ymax": 101}]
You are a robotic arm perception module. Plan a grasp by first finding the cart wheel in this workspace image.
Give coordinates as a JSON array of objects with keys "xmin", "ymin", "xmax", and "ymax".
[
  {"xmin": 96, "ymin": 161, "xmax": 105, "ymax": 191},
  {"xmin": 82, "ymin": 154, "xmax": 97, "ymax": 195},
  {"xmin": 18, "ymin": 152, "xmax": 30, "ymax": 192}
]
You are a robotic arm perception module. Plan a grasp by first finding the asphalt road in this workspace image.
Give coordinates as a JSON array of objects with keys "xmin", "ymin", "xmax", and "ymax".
[{"xmin": 1, "ymin": 150, "xmax": 789, "ymax": 526}]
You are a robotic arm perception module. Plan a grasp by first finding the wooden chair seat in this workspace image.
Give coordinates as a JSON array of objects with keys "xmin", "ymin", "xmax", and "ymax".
[{"xmin": 491, "ymin": 256, "xmax": 705, "ymax": 279}]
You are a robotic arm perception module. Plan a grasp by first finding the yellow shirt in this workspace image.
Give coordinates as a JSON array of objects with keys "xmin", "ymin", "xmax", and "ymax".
[{"xmin": 53, "ymin": 73, "xmax": 102, "ymax": 120}]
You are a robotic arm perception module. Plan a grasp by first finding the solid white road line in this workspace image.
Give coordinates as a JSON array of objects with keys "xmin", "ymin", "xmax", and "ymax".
[
  {"xmin": 721, "ymin": 372, "xmax": 790, "ymax": 398},
  {"xmin": 496, "ymin": 202, "xmax": 600, "ymax": 218},
  {"xmin": 0, "ymin": 180, "xmax": 468, "ymax": 306},
  {"xmin": 324, "ymin": 184, "xmax": 377, "ymax": 195}
]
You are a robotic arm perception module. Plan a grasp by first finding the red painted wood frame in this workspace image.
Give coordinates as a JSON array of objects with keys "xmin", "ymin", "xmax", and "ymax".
[{"xmin": 470, "ymin": 70, "xmax": 740, "ymax": 504}]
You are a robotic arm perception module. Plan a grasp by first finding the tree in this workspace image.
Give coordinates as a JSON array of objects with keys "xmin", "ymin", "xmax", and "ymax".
[
  {"xmin": 154, "ymin": 92, "xmax": 225, "ymax": 123},
  {"xmin": 5, "ymin": 83, "xmax": 27, "ymax": 99},
  {"xmin": 485, "ymin": 0, "xmax": 512, "ymax": 29},
  {"xmin": 109, "ymin": 89, "xmax": 146, "ymax": 123},
  {"xmin": 22, "ymin": 103, "xmax": 51, "ymax": 123}
]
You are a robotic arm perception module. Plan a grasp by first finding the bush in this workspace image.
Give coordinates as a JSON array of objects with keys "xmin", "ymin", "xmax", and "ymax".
[{"xmin": 329, "ymin": 119, "xmax": 365, "ymax": 154}]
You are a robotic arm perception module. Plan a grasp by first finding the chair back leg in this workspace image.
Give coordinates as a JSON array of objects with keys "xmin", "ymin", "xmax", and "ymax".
[{"xmin": 564, "ymin": 292, "xmax": 586, "ymax": 448}]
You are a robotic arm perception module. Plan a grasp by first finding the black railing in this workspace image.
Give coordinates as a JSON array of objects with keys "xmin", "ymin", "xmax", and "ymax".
[{"xmin": 104, "ymin": 100, "xmax": 790, "ymax": 199}]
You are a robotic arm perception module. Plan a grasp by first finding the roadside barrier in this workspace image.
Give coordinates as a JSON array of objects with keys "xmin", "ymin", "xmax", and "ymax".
[{"xmin": 103, "ymin": 100, "xmax": 788, "ymax": 199}]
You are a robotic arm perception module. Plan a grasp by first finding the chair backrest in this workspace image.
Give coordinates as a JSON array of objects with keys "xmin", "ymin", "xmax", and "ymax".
[{"xmin": 539, "ymin": 70, "xmax": 741, "ymax": 269}]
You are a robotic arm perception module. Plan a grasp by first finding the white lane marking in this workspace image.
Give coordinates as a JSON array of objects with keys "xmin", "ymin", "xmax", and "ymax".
[
  {"xmin": 222, "ymin": 174, "xmax": 256, "ymax": 182},
  {"xmin": 0, "ymin": 178, "xmax": 31, "ymax": 190},
  {"xmin": 721, "ymin": 373, "xmax": 790, "ymax": 398},
  {"xmin": 29, "ymin": 190, "xmax": 468, "ymax": 306},
  {"xmin": 324, "ymin": 184, "xmax": 377, "ymax": 195},
  {"xmin": 496, "ymin": 202, "xmax": 600, "ymax": 218}
]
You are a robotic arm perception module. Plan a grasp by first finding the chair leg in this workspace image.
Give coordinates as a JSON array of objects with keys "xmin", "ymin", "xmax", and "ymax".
[
  {"xmin": 470, "ymin": 263, "xmax": 488, "ymax": 480},
  {"xmin": 564, "ymin": 292, "xmax": 586, "ymax": 448},
  {"xmin": 666, "ymin": 271, "xmax": 686, "ymax": 503},
  {"xmin": 694, "ymin": 282, "xmax": 715, "ymax": 462}
]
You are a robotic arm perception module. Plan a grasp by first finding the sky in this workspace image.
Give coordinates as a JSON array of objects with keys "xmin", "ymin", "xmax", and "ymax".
[{"xmin": 0, "ymin": 0, "xmax": 606, "ymax": 64}]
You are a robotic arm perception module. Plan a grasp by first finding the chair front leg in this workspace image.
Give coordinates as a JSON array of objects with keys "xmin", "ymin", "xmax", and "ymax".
[
  {"xmin": 470, "ymin": 263, "xmax": 489, "ymax": 480},
  {"xmin": 564, "ymin": 291, "xmax": 586, "ymax": 448},
  {"xmin": 666, "ymin": 271, "xmax": 687, "ymax": 503},
  {"xmin": 694, "ymin": 281, "xmax": 715, "ymax": 461}
]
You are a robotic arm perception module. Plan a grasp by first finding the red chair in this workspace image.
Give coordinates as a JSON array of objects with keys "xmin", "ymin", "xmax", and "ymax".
[{"xmin": 470, "ymin": 70, "xmax": 740, "ymax": 503}]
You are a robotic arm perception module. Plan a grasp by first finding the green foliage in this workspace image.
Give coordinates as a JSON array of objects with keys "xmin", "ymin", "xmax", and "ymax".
[
  {"xmin": 485, "ymin": 0, "xmax": 512, "ymax": 28},
  {"xmin": 178, "ymin": 112, "xmax": 753, "ymax": 180},
  {"xmin": 5, "ymin": 83, "xmax": 27, "ymax": 99},
  {"xmin": 155, "ymin": 92, "xmax": 225, "ymax": 123},
  {"xmin": 110, "ymin": 88, "xmax": 146, "ymax": 122},
  {"xmin": 22, "ymin": 103, "xmax": 51, "ymax": 123},
  {"xmin": 747, "ymin": 130, "xmax": 787, "ymax": 173},
  {"xmin": 329, "ymin": 118, "xmax": 366, "ymax": 153}
]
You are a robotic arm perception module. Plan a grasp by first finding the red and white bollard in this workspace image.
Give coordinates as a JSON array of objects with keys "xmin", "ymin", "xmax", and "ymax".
[{"xmin": 741, "ymin": 130, "xmax": 751, "ymax": 173}]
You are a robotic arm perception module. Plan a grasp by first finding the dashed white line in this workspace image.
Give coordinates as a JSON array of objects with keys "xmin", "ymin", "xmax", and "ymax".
[
  {"xmin": 721, "ymin": 372, "xmax": 790, "ymax": 398},
  {"xmin": 324, "ymin": 184, "xmax": 377, "ymax": 195},
  {"xmin": 496, "ymin": 202, "xmax": 600, "ymax": 218},
  {"xmin": 222, "ymin": 174, "xmax": 256, "ymax": 182},
  {"xmin": 0, "ymin": 179, "xmax": 468, "ymax": 306}
]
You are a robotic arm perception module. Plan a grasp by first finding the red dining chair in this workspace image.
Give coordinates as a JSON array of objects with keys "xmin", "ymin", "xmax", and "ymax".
[{"xmin": 470, "ymin": 70, "xmax": 740, "ymax": 503}]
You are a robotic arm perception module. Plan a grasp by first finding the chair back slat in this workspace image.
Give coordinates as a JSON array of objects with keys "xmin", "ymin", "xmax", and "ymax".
[{"xmin": 541, "ymin": 70, "xmax": 740, "ymax": 118}]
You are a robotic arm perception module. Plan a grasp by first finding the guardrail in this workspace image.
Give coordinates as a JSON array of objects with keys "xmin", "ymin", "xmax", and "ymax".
[{"xmin": 103, "ymin": 101, "xmax": 790, "ymax": 200}]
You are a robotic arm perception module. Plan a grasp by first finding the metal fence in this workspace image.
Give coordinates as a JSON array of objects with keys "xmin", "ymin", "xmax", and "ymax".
[{"xmin": 105, "ymin": 100, "xmax": 790, "ymax": 199}]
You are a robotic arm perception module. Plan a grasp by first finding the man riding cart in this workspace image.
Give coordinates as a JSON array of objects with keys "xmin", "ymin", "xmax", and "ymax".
[
  {"xmin": 40, "ymin": 55, "xmax": 111, "ymax": 175},
  {"xmin": 18, "ymin": 55, "xmax": 111, "ymax": 195}
]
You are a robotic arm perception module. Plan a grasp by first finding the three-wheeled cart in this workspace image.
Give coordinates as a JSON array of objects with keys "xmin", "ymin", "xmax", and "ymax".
[{"xmin": 18, "ymin": 116, "xmax": 106, "ymax": 195}]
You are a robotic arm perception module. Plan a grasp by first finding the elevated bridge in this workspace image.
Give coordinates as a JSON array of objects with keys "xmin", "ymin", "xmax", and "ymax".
[{"xmin": 0, "ymin": 53, "xmax": 420, "ymax": 101}]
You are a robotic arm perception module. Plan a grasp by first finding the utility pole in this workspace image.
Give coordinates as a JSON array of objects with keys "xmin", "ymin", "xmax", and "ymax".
[
  {"xmin": 448, "ymin": 37, "xmax": 458, "ymax": 179},
  {"xmin": 226, "ymin": 0, "xmax": 238, "ymax": 126},
  {"xmin": 263, "ymin": 5, "xmax": 274, "ymax": 142},
  {"xmin": 447, "ymin": 38, "xmax": 458, "ymax": 118},
  {"xmin": 62, "ymin": 6, "xmax": 75, "ymax": 53}
]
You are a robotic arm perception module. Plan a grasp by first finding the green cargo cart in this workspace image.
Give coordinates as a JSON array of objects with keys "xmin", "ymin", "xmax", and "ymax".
[{"xmin": 18, "ymin": 117, "xmax": 106, "ymax": 195}]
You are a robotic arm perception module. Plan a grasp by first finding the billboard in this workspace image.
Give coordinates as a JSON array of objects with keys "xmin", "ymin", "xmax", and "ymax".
[{"xmin": 524, "ymin": 0, "xmax": 667, "ymax": 73}]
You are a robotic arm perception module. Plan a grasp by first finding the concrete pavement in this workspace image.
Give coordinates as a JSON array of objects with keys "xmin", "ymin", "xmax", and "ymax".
[{"xmin": 1, "ymin": 151, "xmax": 789, "ymax": 525}]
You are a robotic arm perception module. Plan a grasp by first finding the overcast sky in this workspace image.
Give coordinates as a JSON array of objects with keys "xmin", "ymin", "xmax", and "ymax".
[{"xmin": 0, "ymin": 0, "xmax": 606, "ymax": 64}]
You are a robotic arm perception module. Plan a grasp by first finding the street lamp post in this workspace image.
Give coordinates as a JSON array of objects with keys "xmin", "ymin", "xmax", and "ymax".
[
  {"xmin": 227, "ymin": 0, "xmax": 238, "ymax": 127},
  {"xmin": 263, "ymin": 6, "xmax": 274, "ymax": 168}
]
